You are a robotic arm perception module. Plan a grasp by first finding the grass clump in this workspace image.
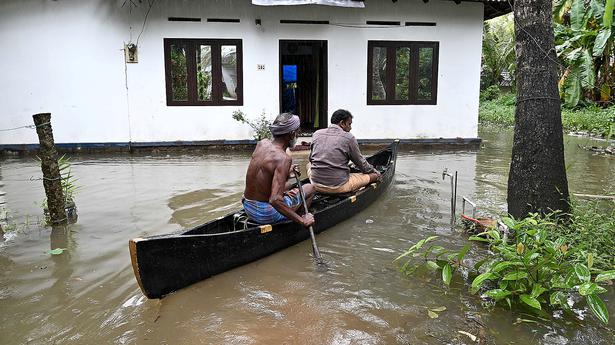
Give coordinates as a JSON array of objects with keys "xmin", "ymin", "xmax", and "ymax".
[
  {"xmin": 479, "ymin": 91, "xmax": 615, "ymax": 138},
  {"xmin": 555, "ymin": 201, "xmax": 615, "ymax": 271}
]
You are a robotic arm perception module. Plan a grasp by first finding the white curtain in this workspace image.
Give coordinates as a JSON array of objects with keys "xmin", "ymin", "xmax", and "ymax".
[{"xmin": 252, "ymin": 0, "xmax": 364, "ymax": 8}]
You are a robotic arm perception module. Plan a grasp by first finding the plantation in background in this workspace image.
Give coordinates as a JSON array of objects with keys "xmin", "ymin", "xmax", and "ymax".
[{"xmin": 482, "ymin": 0, "xmax": 615, "ymax": 108}]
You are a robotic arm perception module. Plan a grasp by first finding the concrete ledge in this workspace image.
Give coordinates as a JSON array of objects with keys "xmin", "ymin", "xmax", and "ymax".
[
  {"xmin": 358, "ymin": 138, "xmax": 481, "ymax": 145},
  {"xmin": 0, "ymin": 138, "xmax": 481, "ymax": 155}
]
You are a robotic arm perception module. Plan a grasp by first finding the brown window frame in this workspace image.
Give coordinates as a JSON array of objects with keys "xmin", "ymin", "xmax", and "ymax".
[
  {"xmin": 164, "ymin": 38, "xmax": 243, "ymax": 106},
  {"xmin": 367, "ymin": 41, "xmax": 439, "ymax": 105}
]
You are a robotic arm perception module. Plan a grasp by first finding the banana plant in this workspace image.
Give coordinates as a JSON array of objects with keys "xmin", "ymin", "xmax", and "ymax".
[{"xmin": 554, "ymin": 0, "xmax": 614, "ymax": 107}]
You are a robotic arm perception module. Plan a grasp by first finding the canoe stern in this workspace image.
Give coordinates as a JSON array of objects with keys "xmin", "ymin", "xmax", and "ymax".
[{"xmin": 129, "ymin": 238, "xmax": 150, "ymax": 298}]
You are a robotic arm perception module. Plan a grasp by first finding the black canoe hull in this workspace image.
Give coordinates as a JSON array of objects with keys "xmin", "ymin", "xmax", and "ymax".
[{"xmin": 130, "ymin": 141, "xmax": 399, "ymax": 299}]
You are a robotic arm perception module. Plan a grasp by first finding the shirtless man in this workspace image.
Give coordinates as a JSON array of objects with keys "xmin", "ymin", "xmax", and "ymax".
[{"xmin": 242, "ymin": 113, "xmax": 315, "ymax": 227}]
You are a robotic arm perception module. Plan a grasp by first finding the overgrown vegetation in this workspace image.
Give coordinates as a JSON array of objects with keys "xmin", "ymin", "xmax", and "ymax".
[
  {"xmin": 481, "ymin": 16, "xmax": 516, "ymax": 90},
  {"xmin": 479, "ymin": 91, "xmax": 615, "ymax": 137},
  {"xmin": 232, "ymin": 110, "xmax": 272, "ymax": 141},
  {"xmin": 554, "ymin": 0, "xmax": 614, "ymax": 107},
  {"xmin": 556, "ymin": 202, "xmax": 615, "ymax": 269},
  {"xmin": 396, "ymin": 202, "xmax": 615, "ymax": 325},
  {"xmin": 481, "ymin": 0, "xmax": 615, "ymax": 107}
]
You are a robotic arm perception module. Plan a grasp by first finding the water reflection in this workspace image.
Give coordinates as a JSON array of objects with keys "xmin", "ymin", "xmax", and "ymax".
[
  {"xmin": 0, "ymin": 130, "xmax": 613, "ymax": 344},
  {"xmin": 168, "ymin": 186, "xmax": 243, "ymax": 228}
]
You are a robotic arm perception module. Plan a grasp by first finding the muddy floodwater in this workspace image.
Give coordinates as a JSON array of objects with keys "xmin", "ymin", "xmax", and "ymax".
[{"xmin": 1, "ymin": 128, "xmax": 614, "ymax": 344}]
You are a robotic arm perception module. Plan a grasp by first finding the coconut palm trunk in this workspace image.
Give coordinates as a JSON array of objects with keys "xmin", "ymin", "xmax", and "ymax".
[{"xmin": 507, "ymin": 0, "xmax": 570, "ymax": 218}]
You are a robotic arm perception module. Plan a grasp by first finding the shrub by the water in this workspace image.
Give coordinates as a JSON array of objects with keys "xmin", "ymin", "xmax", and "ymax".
[
  {"xmin": 479, "ymin": 85, "xmax": 502, "ymax": 102},
  {"xmin": 396, "ymin": 201, "xmax": 615, "ymax": 325},
  {"xmin": 232, "ymin": 110, "xmax": 272, "ymax": 141},
  {"xmin": 555, "ymin": 202, "xmax": 615, "ymax": 270}
]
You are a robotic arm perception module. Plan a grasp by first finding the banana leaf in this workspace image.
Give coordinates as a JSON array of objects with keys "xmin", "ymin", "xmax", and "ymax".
[
  {"xmin": 561, "ymin": 70, "xmax": 581, "ymax": 107},
  {"xmin": 593, "ymin": 27, "xmax": 612, "ymax": 56},
  {"xmin": 579, "ymin": 49, "xmax": 595, "ymax": 88}
]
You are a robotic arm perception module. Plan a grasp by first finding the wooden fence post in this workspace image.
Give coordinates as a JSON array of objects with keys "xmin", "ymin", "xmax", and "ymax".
[
  {"xmin": 32, "ymin": 113, "xmax": 67, "ymax": 225},
  {"xmin": 0, "ymin": 181, "xmax": 6, "ymax": 238}
]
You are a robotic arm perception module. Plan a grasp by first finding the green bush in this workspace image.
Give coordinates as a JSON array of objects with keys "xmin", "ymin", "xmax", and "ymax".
[
  {"xmin": 478, "ymin": 94, "xmax": 516, "ymax": 127},
  {"xmin": 555, "ymin": 202, "xmax": 615, "ymax": 270},
  {"xmin": 480, "ymin": 85, "xmax": 501, "ymax": 102},
  {"xmin": 396, "ymin": 203, "xmax": 615, "ymax": 325},
  {"xmin": 232, "ymin": 110, "xmax": 272, "ymax": 141},
  {"xmin": 561, "ymin": 106, "xmax": 615, "ymax": 137},
  {"xmin": 479, "ymin": 93, "xmax": 615, "ymax": 137}
]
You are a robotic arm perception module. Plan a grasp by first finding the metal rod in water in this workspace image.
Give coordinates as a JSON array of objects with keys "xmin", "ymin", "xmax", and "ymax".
[
  {"xmin": 462, "ymin": 197, "xmax": 477, "ymax": 219},
  {"xmin": 442, "ymin": 169, "xmax": 458, "ymax": 227},
  {"xmin": 453, "ymin": 171, "xmax": 458, "ymax": 224}
]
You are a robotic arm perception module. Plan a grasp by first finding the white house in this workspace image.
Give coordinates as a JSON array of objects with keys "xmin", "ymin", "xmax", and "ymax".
[{"xmin": 0, "ymin": 0, "xmax": 511, "ymax": 151}]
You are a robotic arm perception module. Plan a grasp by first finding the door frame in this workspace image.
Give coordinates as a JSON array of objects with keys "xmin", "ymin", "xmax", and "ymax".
[{"xmin": 278, "ymin": 40, "xmax": 328, "ymax": 132}]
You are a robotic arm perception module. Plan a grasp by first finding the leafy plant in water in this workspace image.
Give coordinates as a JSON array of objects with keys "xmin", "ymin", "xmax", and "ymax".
[
  {"xmin": 232, "ymin": 110, "xmax": 272, "ymax": 141},
  {"xmin": 396, "ymin": 213, "xmax": 613, "ymax": 325},
  {"xmin": 394, "ymin": 236, "xmax": 471, "ymax": 287}
]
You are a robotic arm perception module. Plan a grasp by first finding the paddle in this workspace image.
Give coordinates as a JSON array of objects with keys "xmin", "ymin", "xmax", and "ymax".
[{"xmin": 293, "ymin": 169, "xmax": 323, "ymax": 264}]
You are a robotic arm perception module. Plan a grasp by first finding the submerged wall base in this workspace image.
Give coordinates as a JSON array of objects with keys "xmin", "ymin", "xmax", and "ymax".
[{"xmin": 0, "ymin": 138, "xmax": 481, "ymax": 155}]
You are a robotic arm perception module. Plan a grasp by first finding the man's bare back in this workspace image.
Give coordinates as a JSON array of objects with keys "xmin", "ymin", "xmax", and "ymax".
[
  {"xmin": 242, "ymin": 113, "xmax": 315, "ymax": 227},
  {"xmin": 244, "ymin": 139, "xmax": 291, "ymax": 202}
]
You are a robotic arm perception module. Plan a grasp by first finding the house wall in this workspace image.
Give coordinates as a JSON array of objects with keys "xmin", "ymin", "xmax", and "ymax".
[{"xmin": 0, "ymin": 0, "xmax": 484, "ymax": 146}]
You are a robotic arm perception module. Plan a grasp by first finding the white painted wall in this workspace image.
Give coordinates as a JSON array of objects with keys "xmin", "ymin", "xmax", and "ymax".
[{"xmin": 0, "ymin": 0, "xmax": 484, "ymax": 145}]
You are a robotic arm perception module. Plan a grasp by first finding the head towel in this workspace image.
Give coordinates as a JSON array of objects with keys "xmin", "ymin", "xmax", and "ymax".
[{"xmin": 269, "ymin": 113, "xmax": 300, "ymax": 136}]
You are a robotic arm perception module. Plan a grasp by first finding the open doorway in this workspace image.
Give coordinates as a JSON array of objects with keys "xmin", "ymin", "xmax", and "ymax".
[{"xmin": 279, "ymin": 40, "xmax": 327, "ymax": 134}]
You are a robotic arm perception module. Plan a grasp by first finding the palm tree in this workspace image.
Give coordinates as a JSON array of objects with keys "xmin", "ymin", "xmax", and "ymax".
[{"xmin": 481, "ymin": 15, "xmax": 516, "ymax": 89}]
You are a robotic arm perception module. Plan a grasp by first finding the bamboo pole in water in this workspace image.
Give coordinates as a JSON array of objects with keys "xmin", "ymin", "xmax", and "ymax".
[{"xmin": 32, "ymin": 113, "xmax": 67, "ymax": 225}]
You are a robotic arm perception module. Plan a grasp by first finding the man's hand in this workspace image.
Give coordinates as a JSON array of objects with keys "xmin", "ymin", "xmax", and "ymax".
[
  {"xmin": 301, "ymin": 213, "xmax": 315, "ymax": 227},
  {"xmin": 290, "ymin": 164, "xmax": 301, "ymax": 177},
  {"xmin": 369, "ymin": 171, "xmax": 382, "ymax": 183}
]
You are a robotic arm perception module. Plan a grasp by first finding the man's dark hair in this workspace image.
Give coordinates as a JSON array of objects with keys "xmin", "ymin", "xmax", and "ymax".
[{"xmin": 331, "ymin": 109, "xmax": 353, "ymax": 125}]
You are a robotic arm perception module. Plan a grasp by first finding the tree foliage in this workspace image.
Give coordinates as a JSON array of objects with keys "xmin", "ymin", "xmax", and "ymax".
[
  {"xmin": 554, "ymin": 0, "xmax": 615, "ymax": 107},
  {"xmin": 482, "ymin": 0, "xmax": 615, "ymax": 107},
  {"xmin": 482, "ymin": 15, "xmax": 517, "ymax": 89}
]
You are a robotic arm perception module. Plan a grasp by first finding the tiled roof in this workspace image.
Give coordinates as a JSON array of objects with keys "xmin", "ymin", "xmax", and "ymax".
[{"xmin": 479, "ymin": 0, "xmax": 514, "ymax": 19}]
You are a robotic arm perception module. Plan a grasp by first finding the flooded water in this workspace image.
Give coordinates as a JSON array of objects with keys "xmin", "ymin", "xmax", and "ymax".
[{"xmin": 0, "ymin": 128, "xmax": 613, "ymax": 344}]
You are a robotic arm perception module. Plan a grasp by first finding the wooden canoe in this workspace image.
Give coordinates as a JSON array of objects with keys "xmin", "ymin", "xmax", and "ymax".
[{"xmin": 129, "ymin": 140, "xmax": 399, "ymax": 299}]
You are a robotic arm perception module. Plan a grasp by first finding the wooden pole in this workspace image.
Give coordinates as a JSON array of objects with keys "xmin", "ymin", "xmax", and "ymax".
[
  {"xmin": 0, "ymin": 181, "xmax": 6, "ymax": 238},
  {"xmin": 32, "ymin": 113, "xmax": 67, "ymax": 225}
]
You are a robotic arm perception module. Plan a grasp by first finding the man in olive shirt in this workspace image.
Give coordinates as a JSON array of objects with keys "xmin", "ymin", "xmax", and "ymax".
[{"xmin": 307, "ymin": 109, "xmax": 380, "ymax": 194}]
